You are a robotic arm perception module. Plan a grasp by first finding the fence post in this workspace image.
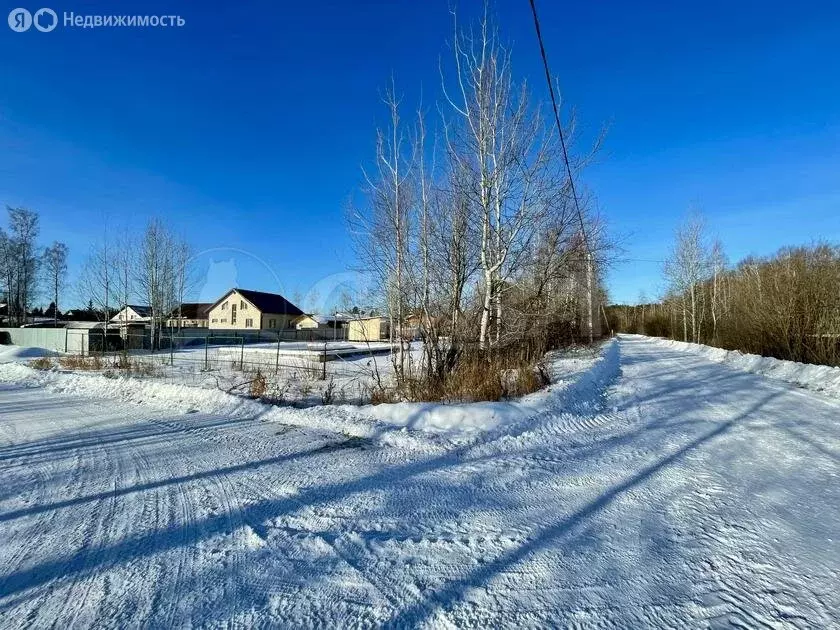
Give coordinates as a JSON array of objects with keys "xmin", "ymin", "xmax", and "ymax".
[
  {"xmin": 240, "ymin": 336, "xmax": 245, "ymax": 370},
  {"xmin": 275, "ymin": 332, "xmax": 281, "ymax": 374},
  {"xmin": 170, "ymin": 331, "xmax": 174, "ymax": 366},
  {"xmin": 64, "ymin": 328, "xmax": 68, "ymax": 353},
  {"xmin": 204, "ymin": 335, "xmax": 209, "ymax": 371},
  {"xmin": 322, "ymin": 342, "xmax": 327, "ymax": 380}
]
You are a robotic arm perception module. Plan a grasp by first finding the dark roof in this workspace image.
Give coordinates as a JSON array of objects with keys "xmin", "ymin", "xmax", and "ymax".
[
  {"xmin": 211, "ymin": 288, "xmax": 304, "ymax": 316},
  {"xmin": 126, "ymin": 304, "xmax": 152, "ymax": 316},
  {"xmin": 168, "ymin": 303, "xmax": 212, "ymax": 319}
]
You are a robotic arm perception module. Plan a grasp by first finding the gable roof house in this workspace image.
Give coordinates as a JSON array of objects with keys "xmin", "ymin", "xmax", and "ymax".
[
  {"xmin": 110, "ymin": 305, "xmax": 152, "ymax": 325},
  {"xmin": 166, "ymin": 303, "xmax": 212, "ymax": 328},
  {"xmin": 206, "ymin": 289, "xmax": 304, "ymax": 330}
]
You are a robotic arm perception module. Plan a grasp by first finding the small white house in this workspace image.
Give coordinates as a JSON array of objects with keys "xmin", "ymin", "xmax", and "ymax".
[{"xmin": 110, "ymin": 305, "xmax": 152, "ymax": 324}]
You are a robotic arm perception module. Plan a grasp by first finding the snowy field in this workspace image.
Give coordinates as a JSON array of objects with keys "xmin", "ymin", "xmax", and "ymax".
[
  {"xmin": 0, "ymin": 335, "xmax": 839, "ymax": 627},
  {"xmin": 1, "ymin": 341, "xmax": 401, "ymax": 406}
]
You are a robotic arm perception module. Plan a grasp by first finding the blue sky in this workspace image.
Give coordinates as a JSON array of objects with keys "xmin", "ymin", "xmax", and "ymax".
[{"xmin": 1, "ymin": 1, "xmax": 838, "ymax": 308}]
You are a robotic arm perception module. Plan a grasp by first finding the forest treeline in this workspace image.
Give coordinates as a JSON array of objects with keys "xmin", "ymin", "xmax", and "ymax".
[{"xmin": 606, "ymin": 214, "xmax": 840, "ymax": 367}]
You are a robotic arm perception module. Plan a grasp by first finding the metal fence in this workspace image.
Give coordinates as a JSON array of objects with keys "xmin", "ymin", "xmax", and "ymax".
[
  {"xmin": 61, "ymin": 329, "xmax": 392, "ymax": 390},
  {"xmin": 0, "ymin": 326, "xmax": 91, "ymax": 353},
  {"xmin": 167, "ymin": 327, "xmax": 349, "ymax": 343}
]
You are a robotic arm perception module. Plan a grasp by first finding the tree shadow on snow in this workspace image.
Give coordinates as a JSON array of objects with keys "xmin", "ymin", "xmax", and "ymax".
[
  {"xmin": 0, "ymin": 381, "xmax": 782, "ymax": 622},
  {"xmin": 381, "ymin": 390, "xmax": 783, "ymax": 627}
]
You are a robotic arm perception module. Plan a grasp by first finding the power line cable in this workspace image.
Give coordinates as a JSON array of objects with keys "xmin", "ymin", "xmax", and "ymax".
[
  {"xmin": 527, "ymin": 0, "xmax": 588, "ymax": 250},
  {"xmin": 528, "ymin": 0, "xmax": 597, "ymax": 341}
]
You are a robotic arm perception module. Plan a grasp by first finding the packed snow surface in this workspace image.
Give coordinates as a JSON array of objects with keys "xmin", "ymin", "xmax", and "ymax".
[
  {"xmin": 646, "ymin": 335, "xmax": 840, "ymax": 400},
  {"xmin": 0, "ymin": 335, "xmax": 838, "ymax": 627}
]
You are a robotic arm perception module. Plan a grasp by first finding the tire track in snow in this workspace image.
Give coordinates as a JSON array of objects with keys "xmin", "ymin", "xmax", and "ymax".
[
  {"xmin": 0, "ymin": 446, "xmax": 104, "ymax": 626},
  {"xmin": 4, "ymin": 337, "xmax": 840, "ymax": 627}
]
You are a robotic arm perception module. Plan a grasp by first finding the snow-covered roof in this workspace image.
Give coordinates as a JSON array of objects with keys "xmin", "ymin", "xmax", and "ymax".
[
  {"xmin": 65, "ymin": 321, "xmax": 109, "ymax": 329},
  {"xmin": 310, "ymin": 314, "xmax": 354, "ymax": 325},
  {"xmin": 110, "ymin": 305, "xmax": 152, "ymax": 322}
]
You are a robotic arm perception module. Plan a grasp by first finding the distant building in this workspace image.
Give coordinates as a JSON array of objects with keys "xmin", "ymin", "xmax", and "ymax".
[
  {"xmin": 206, "ymin": 288, "xmax": 303, "ymax": 330},
  {"xmin": 398, "ymin": 312, "xmax": 427, "ymax": 340},
  {"xmin": 166, "ymin": 303, "xmax": 212, "ymax": 328},
  {"xmin": 292, "ymin": 313, "xmax": 352, "ymax": 330},
  {"xmin": 64, "ymin": 309, "xmax": 100, "ymax": 322},
  {"xmin": 110, "ymin": 305, "xmax": 152, "ymax": 324},
  {"xmin": 348, "ymin": 316, "xmax": 390, "ymax": 342}
]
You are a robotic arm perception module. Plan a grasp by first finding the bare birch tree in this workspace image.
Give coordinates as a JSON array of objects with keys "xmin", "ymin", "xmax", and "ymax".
[
  {"xmin": 6, "ymin": 207, "xmax": 39, "ymax": 325},
  {"xmin": 0, "ymin": 228, "xmax": 16, "ymax": 323},
  {"xmin": 441, "ymin": 9, "xmax": 570, "ymax": 349},
  {"xmin": 709, "ymin": 239, "xmax": 727, "ymax": 343},
  {"xmin": 42, "ymin": 241, "xmax": 69, "ymax": 326},
  {"xmin": 173, "ymin": 239, "xmax": 195, "ymax": 333},
  {"xmin": 138, "ymin": 219, "xmax": 170, "ymax": 349},
  {"xmin": 77, "ymin": 237, "xmax": 112, "ymax": 324},
  {"xmin": 136, "ymin": 219, "xmax": 192, "ymax": 348},
  {"xmin": 351, "ymin": 83, "xmax": 414, "ymax": 379},
  {"xmin": 111, "ymin": 231, "xmax": 136, "ymax": 329},
  {"xmin": 664, "ymin": 212, "xmax": 710, "ymax": 343}
]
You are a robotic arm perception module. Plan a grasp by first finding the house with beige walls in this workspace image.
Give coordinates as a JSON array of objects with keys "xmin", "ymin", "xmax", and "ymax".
[{"xmin": 206, "ymin": 288, "xmax": 303, "ymax": 331}]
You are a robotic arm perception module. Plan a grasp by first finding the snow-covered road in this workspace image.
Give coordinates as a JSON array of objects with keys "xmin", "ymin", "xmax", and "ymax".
[{"xmin": 1, "ymin": 336, "xmax": 838, "ymax": 628}]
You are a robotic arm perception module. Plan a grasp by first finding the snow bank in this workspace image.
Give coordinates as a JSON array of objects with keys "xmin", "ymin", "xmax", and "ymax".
[
  {"xmin": 0, "ymin": 340, "xmax": 619, "ymax": 448},
  {"xmin": 367, "ymin": 339, "xmax": 620, "ymax": 435},
  {"xmin": 0, "ymin": 345, "xmax": 60, "ymax": 364},
  {"xmin": 0, "ymin": 360, "xmax": 426, "ymax": 448},
  {"xmin": 646, "ymin": 336, "xmax": 840, "ymax": 400}
]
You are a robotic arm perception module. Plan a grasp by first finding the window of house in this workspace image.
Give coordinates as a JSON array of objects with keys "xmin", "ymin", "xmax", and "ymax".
[
  {"xmin": 245, "ymin": 318, "xmax": 253, "ymax": 327},
  {"xmin": 240, "ymin": 300, "xmax": 246, "ymax": 310},
  {"xmin": 269, "ymin": 319, "xmax": 276, "ymax": 328},
  {"xmin": 212, "ymin": 318, "xmax": 218, "ymax": 323},
  {"xmin": 222, "ymin": 301, "xmax": 228, "ymax": 310},
  {"xmin": 231, "ymin": 304, "xmax": 237, "ymax": 324},
  {"xmin": 221, "ymin": 318, "xmax": 227, "ymax": 323}
]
